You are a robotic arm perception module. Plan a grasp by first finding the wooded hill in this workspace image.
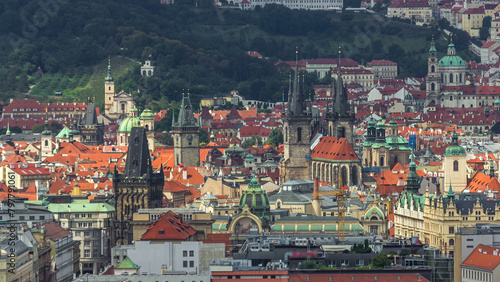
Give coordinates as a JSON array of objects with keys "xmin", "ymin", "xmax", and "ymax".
[{"xmin": 0, "ymin": 0, "xmax": 476, "ymax": 110}]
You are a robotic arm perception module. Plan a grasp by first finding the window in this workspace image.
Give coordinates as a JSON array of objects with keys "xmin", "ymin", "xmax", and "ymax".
[
  {"xmin": 189, "ymin": 250, "xmax": 194, "ymax": 257},
  {"xmin": 39, "ymin": 215, "xmax": 45, "ymax": 220},
  {"xmin": 20, "ymin": 216, "xmax": 25, "ymax": 220},
  {"xmin": 189, "ymin": 261, "xmax": 194, "ymax": 267},
  {"xmin": 454, "ymin": 160, "xmax": 459, "ymax": 171},
  {"xmin": 183, "ymin": 251, "xmax": 188, "ymax": 257},
  {"xmin": 449, "ymin": 226, "xmax": 454, "ymax": 234},
  {"xmin": 297, "ymin": 127, "xmax": 302, "ymax": 142},
  {"xmin": 183, "ymin": 261, "xmax": 188, "ymax": 267},
  {"xmin": 84, "ymin": 250, "xmax": 91, "ymax": 258},
  {"xmin": 29, "ymin": 216, "xmax": 35, "ymax": 220}
]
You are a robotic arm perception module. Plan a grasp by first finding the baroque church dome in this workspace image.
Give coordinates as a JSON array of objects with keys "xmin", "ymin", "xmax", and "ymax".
[{"xmin": 438, "ymin": 43, "xmax": 465, "ymax": 67}]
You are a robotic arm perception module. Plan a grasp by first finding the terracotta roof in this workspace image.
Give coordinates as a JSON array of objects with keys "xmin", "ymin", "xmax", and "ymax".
[
  {"xmin": 228, "ymin": 105, "xmax": 242, "ymax": 119},
  {"xmin": 140, "ymin": 210, "xmax": 196, "ymax": 241},
  {"xmin": 164, "ymin": 180, "xmax": 189, "ymax": 193},
  {"xmin": 461, "ymin": 244, "xmax": 500, "ymax": 270},
  {"xmin": 44, "ymin": 221, "xmax": 71, "ymax": 241},
  {"xmin": 466, "ymin": 172, "xmax": 500, "ymax": 193},
  {"xmin": 310, "ymin": 136, "xmax": 359, "ymax": 161}
]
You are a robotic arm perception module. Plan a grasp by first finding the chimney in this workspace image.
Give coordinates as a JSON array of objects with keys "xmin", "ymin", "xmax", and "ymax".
[
  {"xmin": 314, "ymin": 178, "xmax": 319, "ymax": 200},
  {"xmin": 183, "ymin": 167, "xmax": 187, "ymax": 180}
]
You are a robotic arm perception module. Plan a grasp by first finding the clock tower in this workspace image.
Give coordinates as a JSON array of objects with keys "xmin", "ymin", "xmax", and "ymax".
[{"xmin": 172, "ymin": 93, "xmax": 200, "ymax": 167}]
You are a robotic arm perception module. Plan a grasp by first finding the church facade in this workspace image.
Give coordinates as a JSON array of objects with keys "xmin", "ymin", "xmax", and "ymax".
[{"xmin": 425, "ymin": 36, "xmax": 467, "ymax": 109}]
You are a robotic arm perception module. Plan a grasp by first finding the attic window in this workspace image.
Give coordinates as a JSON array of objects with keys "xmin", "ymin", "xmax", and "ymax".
[{"xmin": 159, "ymin": 231, "xmax": 164, "ymax": 235}]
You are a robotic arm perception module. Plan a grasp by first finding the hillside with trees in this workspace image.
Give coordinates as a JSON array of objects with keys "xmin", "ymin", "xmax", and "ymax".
[{"xmin": 0, "ymin": 0, "xmax": 477, "ymax": 110}]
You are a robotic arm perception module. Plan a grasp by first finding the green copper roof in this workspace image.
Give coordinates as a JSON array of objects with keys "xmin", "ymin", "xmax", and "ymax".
[
  {"xmin": 105, "ymin": 59, "xmax": 113, "ymax": 83},
  {"xmin": 6, "ymin": 123, "xmax": 11, "ymax": 136},
  {"xmin": 495, "ymin": 98, "xmax": 500, "ymax": 106},
  {"xmin": 118, "ymin": 116, "xmax": 141, "ymax": 133},
  {"xmin": 445, "ymin": 132, "xmax": 466, "ymax": 156},
  {"xmin": 238, "ymin": 176, "xmax": 270, "ymax": 219},
  {"xmin": 42, "ymin": 120, "xmax": 52, "ymax": 136},
  {"xmin": 56, "ymin": 126, "xmax": 72, "ymax": 139},
  {"xmin": 438, "ymin": 44, "xmax": 465, "ymax": 67},
  {"xmin": 367, "ymin": 116, "xmax": 376, "ymax": 127},
  {"xmin": 115, "ymin": 257, "xmax": 140, "ymax": 269},
  {"xmin": 139, "ymin": 108, "xmax": 154, "ymax": 119},
  {"xmin": 428, "ymin": 39, "xmax": 437, "ymax": 55},
  {"xmin": 45, "ymin": 200, "xmax": 115, "ymax": 213}
]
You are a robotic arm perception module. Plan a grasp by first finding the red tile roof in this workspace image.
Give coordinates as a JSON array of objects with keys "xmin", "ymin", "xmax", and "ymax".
[
  {"xmin": 311, "ymin": 136, "xmax": 359, "ymax": 161},
  {"xmin": 461, "ymin": 244, "xmax": 500, "ymax": 270},
  {"xmin": 44, "ymin": 221, "xmax": 71, "ymax": 241},
  {"xmin": 140, "ymin": 210, "xmax": 196, "ymax": 241}
]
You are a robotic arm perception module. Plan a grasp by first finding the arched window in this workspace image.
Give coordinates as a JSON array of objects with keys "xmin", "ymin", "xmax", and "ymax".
[
  {"xmin": 449, "ymin": 239, "xmax": 454, "ymax": 246},
  {"xmin": 380, "ymin": 156, "xmax": 385, "ymax": 167},
  {"xmin": 459, "ymin": 74, "xmax": 462, "ymax": 83},
  {"xmin": 297, "ymin": 127, "xmax": 302, "ymax": 142},
  {"xmin": 454, "ymin": 160, "xmax": 459, "ymax": 171},
  {"xmin": 285, "ymin": 127, "xmax": 288, "ymax": 142},
  {"xmin": 148, "ymin": 70, "xmax": 152, "ymax": 76},
  {"xmin": 45, "ymin": 140, "xmax": 48, "ymax": 147},
  {"xmin": 431, "ymin": 65, "xmax": 435, "ymax": 73},
  {"xmin": 450, "ymin": 96, "xmax": 453, "ymax": 101},
  {"xmin": 431, "ymin": 83, "xmax": 435, "ymax": 91},
  {"xmin": 441, "ymin": 73, "xmax": 444, "ymax": 82},
  {"xmin": 450, "ymin": 73, "xmax": 453, "ymax": 83}
]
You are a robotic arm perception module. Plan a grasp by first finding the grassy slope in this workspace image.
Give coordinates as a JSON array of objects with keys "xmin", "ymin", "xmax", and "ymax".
[{"xmin": 29, "ymin": 57, "xmax": 139, "ymax": 109}]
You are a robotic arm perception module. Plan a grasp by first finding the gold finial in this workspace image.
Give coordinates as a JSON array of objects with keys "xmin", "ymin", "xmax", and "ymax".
[
  {"xmin": 338, "ymin": 46, "xmax": 341, "ymax": 54},
  {"xmin": 296, "ymin": 46, "xmax": 298, "ymax": 54},
  {"xmin": 45, "ymin": 107, "xmax": 48, "ymax": 113},
  {"xmin": 450, "ymin": 33, "xmax": 453, "ymax": 43},
  {"xmin": 188, "ymin": 89, "xmax": 190, "ymax": 96}
]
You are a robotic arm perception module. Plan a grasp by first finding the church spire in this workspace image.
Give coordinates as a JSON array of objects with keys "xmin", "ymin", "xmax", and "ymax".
[
  {"xmin": 447, "ymin": 182, "xmax": 454, "ymax": 197},
  {"xmin": 406, "ymin": 151, "xmax": 421, "ymax": 194},
  {"xmin": 335, "ymin": 46, "xmax": 348, "ymax": 117},
  {"xmin": 175, "ymin": 90, "xmax": 197, "ymax": 127},
  {"xmin": 124, "ymin": 127, "xmax": 153, "ymax": 179},
  {"xmin": 105, "ymin": 58, "xmax": 113, "ymax": 83},
  {"xmin": 428, "ymin": 35, "xmax": 437, "ymax": 57},
  {"xmin": 288, "ymin": 48, "xmax": 307, "ymax": 117}
]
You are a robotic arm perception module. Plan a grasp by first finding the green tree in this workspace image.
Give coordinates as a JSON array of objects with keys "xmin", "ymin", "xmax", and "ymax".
[
  {"xmin": 49, "ymin": 122, "xmax": 63, "ymax": 134},
  {"xmin": 372, "ymin": 253, "xmax": 391, "ymax": 268},
  {"xmin": 156, "ymin": 134, "xmax": 173, "ymax": 146},
  {"xmin": 301, "ymin": 261, "xmax": 319, "ymax": 269},
  {"xmin": 264, "ymin": 128, "xmax": 283, "ymax": 147},
  {"xmin": 400, "ymin": 248, "xmax": 411, "ymax": 257},
  {"xmin": 199, "ymin": 128, "xmax": 209, "ymax": 144},
  {"xmin": 31, "ymin": 124, "xmax": 44, "ymax": 133},
  {"xmin": 242, "ymin": 135, "xmax": 262, "ymax": 148},
  {"xmin": 480, "ymin": 16, "xmax": 492, "ymax": 40}
]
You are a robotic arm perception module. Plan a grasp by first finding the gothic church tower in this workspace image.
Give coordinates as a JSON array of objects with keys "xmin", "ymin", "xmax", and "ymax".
[
  {"xmin": 113, "ymin": 127, "xmax": 164, "ymax": 245},
  {"xmin": 327, "ymin": 47, "xmax": 355, "ymax": 144},
  {"xmin": 280, "ymin": 49, "xmax": 312, "ymax": 184},
  {"xmin": 172, "ymin": 93, "xmax": 200, "ymax": 167}
]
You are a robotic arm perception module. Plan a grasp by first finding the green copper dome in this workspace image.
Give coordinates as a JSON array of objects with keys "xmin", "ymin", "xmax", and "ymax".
[
  {"xmin": 495, "ymin": 98, "xmax": 500, "ymax": 106},
  {"xmin": 245, "ymin": 153, "xmax": 254, "ymax": 162},
  {"xmin": 139, "ymin": 108, "xmax": 154, "ymax": 119},
  {"xmin": 367, "ymin": 116, "xmax": 376, "ymax": 127},
  {"xmin": 389, "ymin": 117, "xmax": 397, "ymax": 126},
  {"xmin": 118, "ymin": 116, "xmax": 141, "ymax": 133},
  {"xmin": 376, "ymin": 121, "xmax": 385, "ymax": 129},
  {"xmin": 445, "ymin": 132, "xmax": 466, "ymax": 156},
  {"xmin": 438, "ymin": 44, "xmax": 465, "ymax": 67},
  {"xmin": 238, "ymin": 176, "xmax": 270, "ymax": 220}
]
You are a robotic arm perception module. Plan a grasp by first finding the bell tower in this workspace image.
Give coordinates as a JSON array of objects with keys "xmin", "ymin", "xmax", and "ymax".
[
  {"xmin": 280, "ymin": 49, "xmax": 312, "ymax": 184},
  {"xmin": 426, "ymin": 37, "xmax": 440, "ymax": 108},
  {"xmin": 172, "ymin": 92, "xmax": 200, "ymax": 167},
  {"xmin": 105, "ymin": 59, "xmax": 115, "ymax": 116},
  {"xmin": 327, "ymin": 47, "xmax": 355, "ymax": 144}
]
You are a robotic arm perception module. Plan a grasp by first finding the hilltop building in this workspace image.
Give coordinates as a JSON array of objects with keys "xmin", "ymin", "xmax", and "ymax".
[{"xmin": 104, "ymin": 60, "xmax": 136, "ymax": 120}]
